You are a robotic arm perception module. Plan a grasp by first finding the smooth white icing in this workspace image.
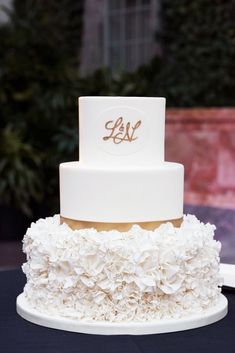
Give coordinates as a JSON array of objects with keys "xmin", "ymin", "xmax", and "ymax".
[
  {"xmin": 79, "ymin": 97, "xmax": 165, "ymax": 168},
  {"xmin": 60, "ymin": 162, "xmax": 184, "ymax": 222},
  {"xmin": 60, "ymin": 97, "xmax": 184, "ymax": 223},
  {"xmin": 22, "ymin": 215, "xmax": 222, "ymax": 322}
]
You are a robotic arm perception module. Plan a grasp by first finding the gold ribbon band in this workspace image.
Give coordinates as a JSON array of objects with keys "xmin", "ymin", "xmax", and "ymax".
[{"xmin": 60, "ymin": 216, "xmax": 183, "ymax": 232}]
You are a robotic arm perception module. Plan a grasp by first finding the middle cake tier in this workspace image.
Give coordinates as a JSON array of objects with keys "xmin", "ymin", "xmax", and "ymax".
[{"xmin": 60, "ymin": 162, "xmax": 184, "ymax": 225}]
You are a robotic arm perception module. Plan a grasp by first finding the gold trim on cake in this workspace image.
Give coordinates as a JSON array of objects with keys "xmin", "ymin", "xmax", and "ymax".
[{"xmin": 60, "ymin": 216, "xmax": 183, "ymax": 232}]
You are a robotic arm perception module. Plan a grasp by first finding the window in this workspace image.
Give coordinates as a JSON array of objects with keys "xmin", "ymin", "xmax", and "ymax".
[{"xmin": 104, "ymin": 0, "xmax": 155, "ymax": 72}]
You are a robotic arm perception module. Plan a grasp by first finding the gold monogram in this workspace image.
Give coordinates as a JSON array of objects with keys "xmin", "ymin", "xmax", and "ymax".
[{"xmin": 103, "ymin": 117, "xmax": 142, "ymax": 144}]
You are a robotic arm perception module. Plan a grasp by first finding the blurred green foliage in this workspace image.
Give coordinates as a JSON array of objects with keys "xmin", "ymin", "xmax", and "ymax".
[
  {"xmin": 0, "ymin": 0, "xmax": 234, "ymax": 221},
  {"xmin": 0, "ymin": 0, "xmax": 84, "ymax": 217},
  {"xmin": 154, "ymin": 0, "xmax": 235, "ymax": 106},
  {"xmin": 0, "ymin": 125, "xmax": 43, "ymax": 216}
]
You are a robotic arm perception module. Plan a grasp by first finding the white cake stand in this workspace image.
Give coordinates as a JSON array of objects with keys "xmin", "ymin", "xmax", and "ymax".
[{"xmin": 16, "ymin": 293, "xmax": 228, "ymax": 335}]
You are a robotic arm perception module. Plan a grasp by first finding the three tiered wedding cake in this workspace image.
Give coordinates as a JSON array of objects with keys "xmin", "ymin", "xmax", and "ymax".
[{"xmin": 17, "ymin": 97, "xmax": 227, "ymax": 334}]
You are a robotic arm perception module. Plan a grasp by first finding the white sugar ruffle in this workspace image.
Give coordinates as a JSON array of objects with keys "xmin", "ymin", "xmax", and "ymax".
[{"xmin": 22, "ymin": 214, "xmax": 222, "ymax": 322}]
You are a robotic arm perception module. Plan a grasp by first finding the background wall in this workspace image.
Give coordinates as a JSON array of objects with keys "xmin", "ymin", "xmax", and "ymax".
[{"xmin": 166, "ymin": 108, "xmax": 235, "ymax": 210}]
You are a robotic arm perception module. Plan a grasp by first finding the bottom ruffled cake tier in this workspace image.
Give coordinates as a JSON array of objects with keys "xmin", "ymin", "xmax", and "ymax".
[{"xmin": 22, "ymin": 215, "xmax": 222, "ymax": 322}]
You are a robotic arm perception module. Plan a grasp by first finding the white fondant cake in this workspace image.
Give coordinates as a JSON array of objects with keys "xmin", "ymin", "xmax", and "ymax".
[
  {"xmin": 60, "ymin": 97, "xmax": 184, "ymax": 223},
  {"xmin": 18, "ymin": 97, "xmax": 225, "ymax": 332}
]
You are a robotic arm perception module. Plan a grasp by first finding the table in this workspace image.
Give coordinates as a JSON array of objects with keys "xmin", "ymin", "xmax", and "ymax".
[{"xmin": 0, "ymin": 269, "xmax": 234, "ymax": 353}]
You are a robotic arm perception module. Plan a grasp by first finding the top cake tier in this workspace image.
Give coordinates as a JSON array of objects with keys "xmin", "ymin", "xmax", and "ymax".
[{"xmin": 79, "ymin": 96, "xmax": 165, "ymax": 168}]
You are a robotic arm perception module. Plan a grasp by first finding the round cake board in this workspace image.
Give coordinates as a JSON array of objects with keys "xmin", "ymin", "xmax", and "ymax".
[{"xmin": 16, "ymin": 293, "xmax": 228, "ymax": 335}]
